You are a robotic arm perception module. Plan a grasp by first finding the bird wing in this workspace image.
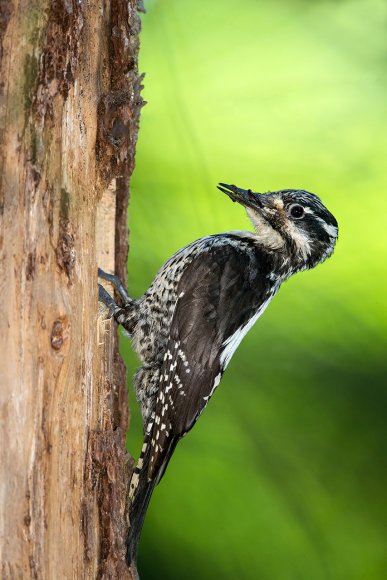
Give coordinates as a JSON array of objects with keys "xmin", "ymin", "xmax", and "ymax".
[{"xmin": 147, "ymin": 240, "xmax": 273, "ymax": 481}]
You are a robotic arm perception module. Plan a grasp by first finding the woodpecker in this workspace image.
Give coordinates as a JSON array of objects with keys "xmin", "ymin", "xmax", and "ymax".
[{"xmin": 98, "ymin": 183, "xmax": 338, "ymax": 569}]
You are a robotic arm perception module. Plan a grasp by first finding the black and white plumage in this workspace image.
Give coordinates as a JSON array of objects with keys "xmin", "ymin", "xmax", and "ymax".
[{"xmin": 98, "ymin": 183, "xmax": 338, "ymax": 569}]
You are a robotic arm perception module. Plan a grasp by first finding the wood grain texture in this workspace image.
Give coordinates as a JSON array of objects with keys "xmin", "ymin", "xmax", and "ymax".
[{"xmin": 0, "ymin": 1, "xmax": 143, "ymax": 577}]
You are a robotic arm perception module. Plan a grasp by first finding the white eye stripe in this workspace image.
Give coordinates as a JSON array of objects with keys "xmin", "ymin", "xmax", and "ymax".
[
  {"xmin": 322, "ymin": 222, "xmax": 338, "ymax": 238},
  {"xmin": 293, "ymin": 208, "xmax": 338, "ymax": 238},
  {"xmin": 314, "ymin": 215, "xmax": 338, "ymax": 238}
]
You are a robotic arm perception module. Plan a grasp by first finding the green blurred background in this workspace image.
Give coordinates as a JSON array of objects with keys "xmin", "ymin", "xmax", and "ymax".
[{"xmin": 120, "ymin": 0, "xmax": 387, "ymax": 578}]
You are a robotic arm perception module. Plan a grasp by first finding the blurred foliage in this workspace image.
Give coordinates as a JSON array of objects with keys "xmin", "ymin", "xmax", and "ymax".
[{"xmin": 120, "ymin": 0, "xmax": 387, "ymax": 577}]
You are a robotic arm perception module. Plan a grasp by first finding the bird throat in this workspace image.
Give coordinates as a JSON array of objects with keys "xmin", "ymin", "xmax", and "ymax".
[{"xmin": 246, "ymin": 207, "xmax": 285, "ymax": 251}]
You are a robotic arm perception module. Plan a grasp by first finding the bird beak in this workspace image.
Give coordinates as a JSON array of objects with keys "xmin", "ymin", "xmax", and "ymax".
[{"xmin": 217, "ymin": 183, "xmax": 265, "ymax": 210}]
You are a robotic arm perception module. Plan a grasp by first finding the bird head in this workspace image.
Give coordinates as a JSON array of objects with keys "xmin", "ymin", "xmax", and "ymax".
[{"xmin": 218, "ymin": 183, "xmax": 338, "ymax": 270}]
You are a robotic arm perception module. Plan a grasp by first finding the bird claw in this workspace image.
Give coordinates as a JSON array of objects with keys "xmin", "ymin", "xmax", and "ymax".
[{"xmin": 98, "ymin": 284, "xmax": 122, "ymax": 319}]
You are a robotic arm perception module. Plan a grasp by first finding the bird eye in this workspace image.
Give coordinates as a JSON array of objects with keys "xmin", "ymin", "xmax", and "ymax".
[{"xmin": 288, "ymin": 204, "xmax": 305, "ymax": 219}]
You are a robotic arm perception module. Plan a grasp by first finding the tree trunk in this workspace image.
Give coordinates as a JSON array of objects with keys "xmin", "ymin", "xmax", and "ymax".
[{"xmin": 0, "ymin": 1, "xmax": 143, "ymax": 577}]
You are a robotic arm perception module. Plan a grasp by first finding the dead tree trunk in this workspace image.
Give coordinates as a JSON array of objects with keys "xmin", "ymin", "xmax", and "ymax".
[{"xmin": 0, "ymin": 1, "xmax": 143, "ymax": 577}]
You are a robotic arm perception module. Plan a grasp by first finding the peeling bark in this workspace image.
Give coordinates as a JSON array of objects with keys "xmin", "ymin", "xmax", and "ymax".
[{"xmin": 0, "ymin": 1, "xmax": 143, "ymax": 577}]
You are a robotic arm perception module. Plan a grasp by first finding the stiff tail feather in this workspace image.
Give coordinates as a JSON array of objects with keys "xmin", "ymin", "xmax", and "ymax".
[
  {"xmin": 126, "ymin": 417, "xmax": 157, "ymax": 570},
  {"xmin": 126, "ymin": 457, "xmax": 157, "ymax": 571},
  {"xmin": 126, "ymin": 418, "xmax": 179, "ymax": 573}
]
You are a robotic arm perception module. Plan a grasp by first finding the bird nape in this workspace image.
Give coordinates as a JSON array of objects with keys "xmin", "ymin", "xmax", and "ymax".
[{"xmin": 98, "ymin": 182, "xmax": 338, "ymax": 572}]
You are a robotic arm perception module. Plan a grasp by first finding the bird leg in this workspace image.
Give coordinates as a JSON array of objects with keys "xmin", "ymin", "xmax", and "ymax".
[{"xmin": 98, "ymin": 267, "xmax": 132, "ymax": 304}]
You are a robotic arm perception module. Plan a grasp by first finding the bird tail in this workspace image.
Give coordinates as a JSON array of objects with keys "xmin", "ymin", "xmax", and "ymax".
[
  {"xmin": 126, "ymin": 465, "xmax": 157, "ymax": 572},
  {"xmin": 126, "ymin": 419, "xmax": 157, "ymax": 569},
  {"xmin": 126, "ymin": 417, "xmax": 179, "ymax": 572}
]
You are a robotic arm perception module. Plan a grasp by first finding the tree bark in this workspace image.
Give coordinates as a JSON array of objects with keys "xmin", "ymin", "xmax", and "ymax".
[{"xmin": 0, "ymin": 1, "xmax": 143, "ymax": 577}]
